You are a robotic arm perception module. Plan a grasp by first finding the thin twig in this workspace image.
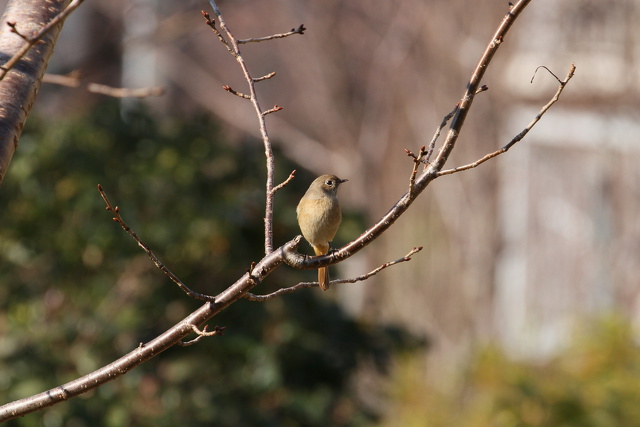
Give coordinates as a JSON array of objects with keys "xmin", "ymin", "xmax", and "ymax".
[
  {"xmin": 425, "ymin": 106, "xmax": 457, "ymax": 162},
  {"xmin": 406, "ymin": 146, "xmax": 427, "ymax": 194},
  {"xmin": 271, "ymin": 170, "xmax": 296, "ymax": 194},
  {"xmin": 437, "ymin": 63, "xmax": 576, "ymax": 176},
  {"xmin": 178, "ymin": 325, "xmax": 226, "ymax": 346},
  {"xmin": 222, "ymin": 85, "xmax": 250, "ymax": 99},
  {"xmin": 201, "ymin": 11, "xmax": 236, "ymax": 57},
  {"xmin": 43, "ymin": 73, "xmax": 164, "ymax": 98},
  {"xmin": 238, "ymin": 24, "xmax": 306, "ymax": 44},
  {"xmin": 6, "ymin": 22, "xmax": 29, "ymax": 41},
  {"xmin": 97, "ymin": 185, "xmax": 216, "ymax": 302},
  {"xmin": 424, "ymin": 86, "xmax": 488, "ymax": 163},
  {"xmin": 262, "ymin": 105, "xmax": 283, "ymax": 116},
  {"xmin": 253, "ymin": 72, "xmax": 276, "ymax": 82},
  {"xmin": 0, "ymin": 0, "xmax": 86, "ymax": 81},
  {"xmin": 244, "ymin": 247, "xmax": 423, "ymax": 301}
]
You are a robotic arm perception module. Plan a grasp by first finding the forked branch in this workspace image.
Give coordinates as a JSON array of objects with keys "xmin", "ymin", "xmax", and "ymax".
[
  {"xmin": 437, "ymin": 64, "xmax": 576, "ymax": 176},
  {"xmin": 203, "ymin": 1, "xmax": 304, "ymax": 254},
  {"xmin": 0, "ymin": 0, "xmax": 569, "ymax": 422},
  {"xmin": 244, "ymin": 246, "xmax": 422, "ymax": 301}
]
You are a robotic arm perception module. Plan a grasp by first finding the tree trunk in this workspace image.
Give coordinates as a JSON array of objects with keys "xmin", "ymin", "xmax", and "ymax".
[{"xmin": 0, "ymin": 0, "xmax": 70, "ymax": 184}]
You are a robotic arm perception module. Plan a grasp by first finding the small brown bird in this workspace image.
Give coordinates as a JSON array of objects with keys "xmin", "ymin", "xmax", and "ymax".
[{"xmin": 296, "ymin": 174, "xmax": 347, "ymax": 290}]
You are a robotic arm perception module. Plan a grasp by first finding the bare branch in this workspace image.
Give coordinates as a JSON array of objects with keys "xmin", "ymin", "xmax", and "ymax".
[
  {"xmin": 6, "ymin": 21, "xmax": 29, "ymax": 41},
  {"xmin": 262, "ymin": 105, "xmax": 283, "ymax": 116},
  {"xmin": 86, "ymin": 83, "xmax": 164, "ymax": 98},
  {"xmin": 0, "ymin": 1, "xmax": 568, "ymax": 421},
  {"xmin": 0, "ymin": 236, "xmax": 301, "ymax": 422},
  {"xmin": 437, "ymin": 64, "xmax": 576, "ymax": 176},
  {"xmin": 205, "ymin": 1, "xmax": 285, "ymax": 254},
  {"xmin": 42, "ymin": 73, "xmax": 164, "ymax": 98},
  {"xmin": 429, "ymin": 1, "xmax": 531, "ymax": 173},
  {"xmin": 245, "ymin": 247, "xmax": 423, "ymax": 302},
  {"xmin": 98, "ymin": 185, "xmax": 215, "ymax": 302},
  {"xmin": 253, "ymin": 72, "xmax": 276, "ymax": 82},
  {"xmin": 222, "ymin": 84, "xmax": 250, "ymax": 99},
  {"xmin": 271, "ymin": 170, "xmax": 296, "ymax": 194},
  {"xmin": 284, "ymin": 0, "xmax": 539, "ymax": 272},
  {"xmin": 406, "ymin": 146, "xmax": 427, "ymax": 194},
  {"xmin": 178, "ymin": 325, "xmax": 226, "ymax": 346},
  {"xmin": 237, "ymin": 24, "xmax": 306, "ymax": 44},
  {"xmin": 201, "ymin": 10, "xmax": 236, "ymax": 57},
  {"xmin": 425, "ymin": 105, "xmax": 457, "ymax": 162}
]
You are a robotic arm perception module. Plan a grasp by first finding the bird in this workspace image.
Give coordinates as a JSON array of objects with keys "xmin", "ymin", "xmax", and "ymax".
[{"xmin": 296, "ymin": 174, "xmax": 347, "ymax": 290}]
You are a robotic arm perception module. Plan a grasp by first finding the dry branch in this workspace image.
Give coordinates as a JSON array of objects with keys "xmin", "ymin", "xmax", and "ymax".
[
  {"xmin": 204, "ymin": 0, "xmax": 304, "ymax": 254},
  {"xmin": 43, "ymin": 73, "xmax": 165, "ymax": 98},
  {"xmin": 244, "ymin": 246, "xmax": 422, "ymax": 301},
  {"xmin": 0, "ymin": 0, "xmax": 572, "ymax": 421},
  {"xmin": 437, "ymin": 64, "xmax": 576, "ymax": 176},
  {"xmin": 98, "ymin": 185, "xmax": 215, "ymax": 302}
]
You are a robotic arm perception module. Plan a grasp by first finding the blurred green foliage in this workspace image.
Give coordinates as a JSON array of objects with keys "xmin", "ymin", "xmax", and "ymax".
[
  {"xmin": 381, "ymin": 315, "xmax": 640, "ymax": 427},
  {"xmin": 0, "ymin": 101, "xmax": 422, "ymax": 426}
]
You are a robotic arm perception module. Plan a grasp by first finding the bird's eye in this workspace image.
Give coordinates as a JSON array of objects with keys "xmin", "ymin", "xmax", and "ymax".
[{"xmin": 325, "ymin": 179, "xmax": 334, "ymax": 186}]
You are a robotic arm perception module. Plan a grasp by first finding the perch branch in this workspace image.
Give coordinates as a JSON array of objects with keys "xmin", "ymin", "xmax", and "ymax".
[
  {"xmin": 244, "ymin": 247, "xmax": 422, "ymax": 301},
  {"xmin": 0, "ymin": 1, "xmax": 559, "ymax": 421}
]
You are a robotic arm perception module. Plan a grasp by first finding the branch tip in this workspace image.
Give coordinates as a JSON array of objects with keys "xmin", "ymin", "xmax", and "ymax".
[
  {"xmin": 292, "ymin": 24, "xmax": 306, "ymax": 34},
  {"xmin": 262, "ymin": 105, "xmax": 283, "ymax": 116},
  {"xmin": 223, "ymin": 85, "xmax": 250, "ymax": 99},
  {"xmin": 531, "ymin": 65, "xmax": 562, "ymax": 84},
  {"xmin": 201, "ymin": 10, "xmax": 214, "ymax": 26},
  {"xmin": 272, "ymin": 170, "xmax": 297, "ymax": 194}
]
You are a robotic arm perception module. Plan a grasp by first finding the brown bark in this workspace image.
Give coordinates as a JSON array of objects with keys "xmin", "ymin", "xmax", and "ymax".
[{"xmin": 0, "ymin": 0, "xmax": 71, "ymax": 184}]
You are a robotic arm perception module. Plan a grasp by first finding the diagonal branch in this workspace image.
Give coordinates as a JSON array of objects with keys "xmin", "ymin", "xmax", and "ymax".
[
  {"xmin": 0, "ymin": 0, "xmax": 567, "ymax": 421},
  {"xmin": 430, "ymin": 0, "xmax": 531, "ymax": 173},
  {"xmin": 0, "ymin": 236, "xmax": 303, "ymax": 422},
  {"xmin": 285, "ymin": 0, "xmax": 536, "ymax": 272},
  {"xmin": 98, "ymin": 185, "xmax": 216, "ymax": 302},
  {"xmin": 437, "ymin": 64, "xmax": 576, "ymax": 176}
]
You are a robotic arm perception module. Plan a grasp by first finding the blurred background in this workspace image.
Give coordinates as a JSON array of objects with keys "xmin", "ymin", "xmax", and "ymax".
[{"xmin": 1, "ymin": 0, "xmax": 640, "ymax": 425}]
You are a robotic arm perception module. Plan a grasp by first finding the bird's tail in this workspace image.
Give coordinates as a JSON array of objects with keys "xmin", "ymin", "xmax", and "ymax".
[{"xmin": 313, "ymin": 244, "xmax": 330, "ymax": 291}]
